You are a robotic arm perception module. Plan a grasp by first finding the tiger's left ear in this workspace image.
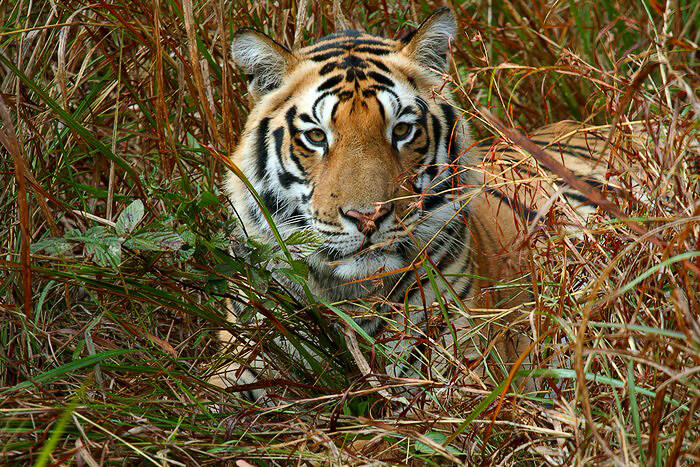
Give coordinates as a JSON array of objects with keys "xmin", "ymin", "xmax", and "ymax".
[{"xmin": 400, "ymin": 8, "xmax": 457, "ymax": 72}]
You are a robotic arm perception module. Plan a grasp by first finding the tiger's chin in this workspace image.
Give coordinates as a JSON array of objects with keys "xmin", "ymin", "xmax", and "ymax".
[{"xmin": 314, "ymin": 250, "xmax": 407, "ymax": 282}]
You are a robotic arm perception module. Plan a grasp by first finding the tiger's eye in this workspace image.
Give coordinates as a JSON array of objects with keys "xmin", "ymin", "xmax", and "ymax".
[
  {"xmin": 306, "ymin": 129, "xmax": 327, "ymax": 144},
  {"xmin": 393, "ymin": 122, "xmax": 411, "ymax": 139}
]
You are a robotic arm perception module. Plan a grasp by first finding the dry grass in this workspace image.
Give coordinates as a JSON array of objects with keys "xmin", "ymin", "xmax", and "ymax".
[{"xmin": 1, "ymin": 0, "xmax": 698, "ymax": 465}]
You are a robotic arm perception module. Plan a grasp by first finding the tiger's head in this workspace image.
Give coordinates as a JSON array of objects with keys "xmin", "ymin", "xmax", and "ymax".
[{"xmin": 227, "ymin": 8, "xmax": 476, "ymax": 287}]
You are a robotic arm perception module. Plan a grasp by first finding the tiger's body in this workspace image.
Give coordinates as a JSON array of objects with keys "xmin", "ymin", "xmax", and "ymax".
[{"xmin": 210, "ymin": 9, "xmax": 622, "ymax": 403}]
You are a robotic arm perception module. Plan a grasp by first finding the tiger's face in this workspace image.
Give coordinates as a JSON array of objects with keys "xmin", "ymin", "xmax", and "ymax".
[{"xmin": 228, "ymin": 9, "xmax": 475, "ymax": 285}]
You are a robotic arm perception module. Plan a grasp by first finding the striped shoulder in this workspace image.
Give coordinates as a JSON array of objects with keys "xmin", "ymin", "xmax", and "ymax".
[{"xmin": 476, "ymin": 121, "xmax": 647, "ymax": 225}]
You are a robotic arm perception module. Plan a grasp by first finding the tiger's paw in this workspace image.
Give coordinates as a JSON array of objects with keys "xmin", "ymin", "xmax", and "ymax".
[{"xmin": 206, "ymin": 362, "xmax": 275, "ymax": 410}]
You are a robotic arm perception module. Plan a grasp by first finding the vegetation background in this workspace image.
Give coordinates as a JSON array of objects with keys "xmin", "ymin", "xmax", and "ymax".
[{"xmin": 1, "ymin": 0, "xmax": 698, "ymax": 464}]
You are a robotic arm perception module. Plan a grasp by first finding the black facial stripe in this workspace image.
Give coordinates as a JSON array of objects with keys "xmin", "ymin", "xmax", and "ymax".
[
  {"xmin": 425, "ymin": 164, "xmax": 438, "ymax": 179},
  {"xmin": 283, "ymin": 106, "xmax": 311, "ymax": 174},
  {"xmin": 353, "ymin": 46, "xmax": 391, "ymax": 55},
  {"xmin": 561, "ymin": 190, "xmax": 591, "ymax": 204},
  {"xmin": 345, "ymin": 68, "xmax": 367, "ymax": 82},
  {"xmin": 315, "ymin": 218, "xmax": 344, "ymax": 229},
  {"xmin": 288, "ymin": 145, "xmax": 308, "ymax": 176},
  {"xmin": 398, "ymin": 105, "xmax": 416, "ymax": 118},
  {"xmin": 310, "ymin": 50, "xmax": 345, "ymax": 62},
  {"xmin": 410, "ymin": 129, "xmax": 428, "ymax": 154},
  {"xmin": 402, "ymin": 76, "xmax": 417, "ymax": 90},
  {"xmin": 367, "ymin": 71, "xmax": 394, "ymax": 87},
  {"xmin": 415, "ymin": 96, "xmax": 429, "ymax": 113},
  {"xmin": 376, "ymin": 99, "xmax": 385, "ymax": 121},
  {"xmin": 367, "ymin": 58, "xmax": 391, "ymax": 73},
  {"xmin": 260, "ymin": 189, "xmax": 279, "ymax": 216},
  {"xmin": 319, "ymin": 62, "xmax": 337, "ymax": 75},
  {"xmin": 278, "ymin": 170, "xmax": 304, "ymax": 189},
  {"xmin": 440, "ymin": 103, "xmax": 459, "ymax": 161},
  {"xmin": 285, "ymin": 106, "xmax": 298, "ymax": 135},
  {"xmin": 330, "ymin": 101, "xmax": 340, "ymax": 121},
  {"xmin": 431, "ymin": 114, "xmax": 442, "ymax": 161},
  {"xmin": 423, "ymin": 192, "xmax": 446, "ymax": 211},
  {"xmin": 370, "ymin": 85, "xmax": 400, "ymax": 110},
  {"xmin": 317, "ymin": 75, "xmax": 343, "ymax": 91},
  {"xmin": 337, "ymin": 90, "xmax": 353, "ymax": 101},
  {"xmin": 530, "ymin": 141, "xmax": 598, "ymax": 159},
  {"xmin": 315, "ymin": 228, "xmax": 344, "ymax": 236},
  {"xmin": 289, "ymin": 207, "xmax": 309, "ymax": 227},
  {"xmin": 249, "ymin": 206, "xmax": 264, "ymax": 228},
  {"xmin": 341, "ymin": 55, "xmax": 368, "ymax": 70},
  {"xmin": 255, "ymin": 118, "xmax": 271, "ymax": 180},
  {"xmin": 299, "ymin": 113, "xmax": 315, "ymax": 124},
  {"xmin": 308, "ymin": 38, "xmax": 391, "ymax": 54},
  {"xmin": 312, "ymin": 91, "xmax": 334, "ymax": 122},
  {"xmin": 272, "ymin": 125, "xmax": 286, "ymax": 169}
]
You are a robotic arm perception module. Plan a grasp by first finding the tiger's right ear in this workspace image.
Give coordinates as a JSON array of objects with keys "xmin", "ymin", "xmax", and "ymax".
[{"xmin": 232, "ymin": 29, "xmax": 296, "ymax": 100}]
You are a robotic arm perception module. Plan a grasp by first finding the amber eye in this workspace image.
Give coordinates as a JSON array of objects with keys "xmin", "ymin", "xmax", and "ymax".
[
  {"xmin": 305, "ymin": 129, "xmax": 327, "ymax": 144},
  {"xmin": 393, "ymin": 122, "xmax": 412, "ymax": 140}
]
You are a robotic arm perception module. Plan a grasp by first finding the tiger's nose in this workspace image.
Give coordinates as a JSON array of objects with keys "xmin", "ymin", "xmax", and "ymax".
[{"xmin": 340, "ymin": 206, "xmax": 391, "ymax": 235}]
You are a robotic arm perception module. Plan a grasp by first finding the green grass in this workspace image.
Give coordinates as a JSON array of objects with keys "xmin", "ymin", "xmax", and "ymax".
[{"xmin": 1, "ymin": 0, "xmax": 699, "ymax": 464}]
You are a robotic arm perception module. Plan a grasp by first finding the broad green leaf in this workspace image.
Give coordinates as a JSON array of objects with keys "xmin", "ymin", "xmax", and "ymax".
[
  {"xmin": 415, "ymin": 431, "xmax": 464, "ymax": 456},
  {"xmin": 116, "ymin": 199, "xmax": 145, "ymax": 235},
  {"xmin": 285, "ymin": 231, "xmax": 324, "ymax": 259},
  {"xmin": 123, "ymin": 231, "xmax": 184, "ymax": 252},
  {"xmin": 197, "ymin": 191, "xmax": 220, "ymax": 209},
  {"xmin": 84, "ymin": 227, "xmax": 121, "ymax": 269},
  {"xmin": 30, "ymin": 237, "xmax": 73, "ymax": 256}
]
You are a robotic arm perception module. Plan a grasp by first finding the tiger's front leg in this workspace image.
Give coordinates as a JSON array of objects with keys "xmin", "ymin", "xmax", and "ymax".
[
  {"xmin": 207, "ymin": 300, "xmax": 293, "ymax": 406},
  {"xmin": 208, "ymin": 300, "xmax": 333, "ymax": 407},
  {"xmin": 208, "ymin": 331, "xmax": 279, "ymax": 406}
]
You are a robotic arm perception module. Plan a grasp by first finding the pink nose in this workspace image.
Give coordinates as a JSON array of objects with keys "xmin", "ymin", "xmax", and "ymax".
[{"xmin": 342, "ymin": 207, "xmax": 390, "ymax": 234}]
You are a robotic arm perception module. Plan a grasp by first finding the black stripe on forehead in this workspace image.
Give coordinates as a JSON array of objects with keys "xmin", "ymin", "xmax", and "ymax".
[
  {"xmin": 307, "ymin": 38, "xmax": 393, "ymax": 54},
  {"xmin": 319, "ymin": 62, "xmax": 337, "ymax": 75},
  {"xmin": 308, "ymin": 47, "xmax": 393, "ymax": 62},
  {"xmin": 367, "ymin": 58, "xmax": 391, "ymax": 73},
  {"xmin": 310, "ymin": 50, "xmax": 345, "ymax": 62},
  {"xmin": 353, "ymin": 46, "xmax": 391, "ymax": 55},
  {"xmin": 367, "ymin": 71, "xmax": 394, "ymax": 87},
  {"xmin": 317, "ymin": 75, "xmax": 343, "ymax": 91}
]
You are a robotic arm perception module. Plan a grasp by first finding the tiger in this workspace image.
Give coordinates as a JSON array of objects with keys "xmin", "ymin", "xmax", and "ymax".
[{"xmin": 208, "ymin": 8, "xmax": 628, "ymax": 405}]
